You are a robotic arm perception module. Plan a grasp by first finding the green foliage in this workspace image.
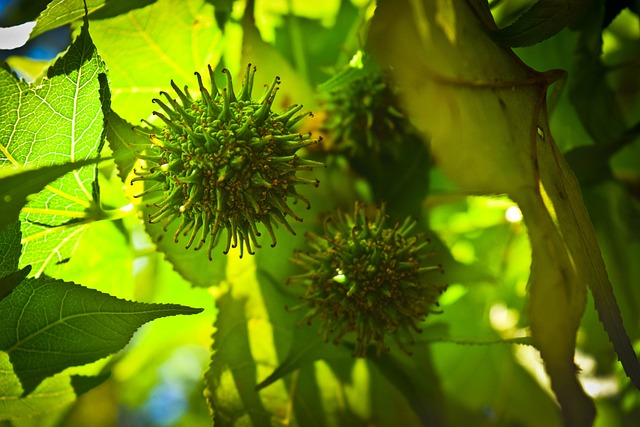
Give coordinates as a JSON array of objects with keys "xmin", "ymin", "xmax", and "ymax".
[
  {"xmin": 88, "ymin": 0, "xmax": 222, "ymax": 122},
  {"xmin": 1, "ymin": 0, "xmax": 640, "ymax": 426},
  {"xmin": 0, "ymin": 17, "xmax": 109, "ymax": 277},
  {"xmin": 0, "ymin": 275, "xmax": 202, "ymax": 396},
  {"xmin": 0, "ymin": 158, "xmax": 103, "ymax": 231},
  {"xmin": 369, "ymin": 2, "xmax": 640, "ymax": 425},
  {"xmin": 0, "ymin": 220, "xmax": 202, "ymax": 398}
]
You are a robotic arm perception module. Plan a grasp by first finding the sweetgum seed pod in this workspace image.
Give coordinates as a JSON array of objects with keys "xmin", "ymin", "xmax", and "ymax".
[
  {"xmin": 133, "ymin": 64, "xmax": 323, "ymax": 259},
  {"xmin": 324, "ymin": 69, "xmax": 417, "ymax": 158},
  {"xmin": 288, "ymin": 203, "xmax": 447, "ymax": 357}
]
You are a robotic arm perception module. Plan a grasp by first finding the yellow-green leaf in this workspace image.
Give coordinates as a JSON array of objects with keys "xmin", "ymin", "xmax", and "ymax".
[{"xmin": 369, "ymin": 0, "xmax": 640, "ymax": 424}]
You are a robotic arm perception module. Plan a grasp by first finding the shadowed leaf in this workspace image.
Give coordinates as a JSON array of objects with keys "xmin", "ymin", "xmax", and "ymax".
[{"xmin": 0, "ymin": 276, "xmax": 202, "ymax": 396}]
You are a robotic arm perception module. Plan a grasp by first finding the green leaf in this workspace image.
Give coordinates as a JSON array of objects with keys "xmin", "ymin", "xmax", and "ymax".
[
  {"xmin": 205, "ymin": 291, "xmax": 273, "ymax": 427},
  {"xmin": 532, "ymin": 116, "xmax": 640, "ymax": 390},
  {"xmin": 430, "ymin": 286, "xmax": 563, "ymax": 426},
  {"xmin": 491, "ymin": 0, "xmax": 596, "ymax": 47},
  {"xmin": 105, "ymin": 110, "xmax": 142, "ymax": 182},
  {"xmin": 371, "ymin": 345, "xmax": 446, "ymax": 426},
  {"xmin": 0, "ymin": 267, "xmax": 30, "ymax": 301},
  {"xmin": 3, "ymin": 56, "xmax": 49, "ymax": 83},
  {"xmin": 0, "ymin": 353, "xmax": 76, "ymax": 421},
  {"xmin": 0, "ymin": 19, "xmax": 110, "ymax": 277},
  {"xmin": 369, "ymin": 0, "xmax": 640, "ymax": 423},
  {"xmin": 29, "ymin": 0, "xmax": 108, "ymax": 40},
  {"xmin": 0, "ymin": 221, "xmax": 32, "ymax": 301},
  {"xmin": 0, "ymin": 221, "xmax": 21, "ymax": 277},
  {"xmin": 69, "ymin": 373, "xmax": 110, "ymax": 396},
  {"xmin": 255, "ymin": 327, "xmax": 351, "ymax": 392},
  {"xmin": 28, "ymin": 0, "xmax": 157, "ymax": 40},
  {"xmin": 0, "ymin": 159, "xmax": 103, "ymax": 232},
  {"xmin": 143, "ymin": 216, "xmax": 227, "ymax": 288},
  {"xmin": 88, "ymin": 0, "xmax": 223, "ymax": 122},
  {"xmin": 568, "ymin": 10, "xmax": 628, "ymax": 145},
  {"xmin": 203, "ymin": 260, "xmax": 301, "ymax": 426},
  {"xmin": 0, "ymin": 276, "xmax": 203, "ymax": 396},
  {"xmin": 209, "ymin": 0, "xmax": 236, "ymax": 30},
  {"xmin": 272, "ymin": 2, "xmax": 359, "ymax": 87},
  {"xmin": 204, "ymin": 255, "xmax": 334, "ymax": 426}
]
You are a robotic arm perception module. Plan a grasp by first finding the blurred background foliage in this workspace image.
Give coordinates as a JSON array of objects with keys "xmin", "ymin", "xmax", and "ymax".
[{"xmin": 1, "ymin": 0, "xmax": 639, "ymax": 425}]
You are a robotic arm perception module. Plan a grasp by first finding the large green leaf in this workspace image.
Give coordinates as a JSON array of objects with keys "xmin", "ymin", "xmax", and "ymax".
[
  {"xmin": 369, "ymin": 0, "xmax": 640, "ymax": 424},
  {"xmin": 0, "ymin": 275, "xmax": 203, "ymax": 396},
  {"xmin": 0, "ymin": 352, "xmax": 107, "ymax": 421},
  {"xmin": 88, "ymin": 0, "xmax": 223, "ymax": 122},
  {"xmin": 29, "ymin": 0, "xmax": 107, "ymax": 40},
  {"xmin": 429, "ymin": 282, "xmax": 562, "ymax": 426},
  {"xmin": 142, "ymin": 217, "xmax": 228, "ymax": 288},
  {"xmin": 0, "ymin": 18, "xmax": 110, "ymax": 277},
  {"xmin": 204, "ymin": 256, "xmax": 292, "ymax": 427},
  {"xmin": 29, "ymin": 0, "xmax": 158, "ymax": 40},
  {"xmin": 0, "ymin": 159, "xmax": 103, "ymax": 232}
]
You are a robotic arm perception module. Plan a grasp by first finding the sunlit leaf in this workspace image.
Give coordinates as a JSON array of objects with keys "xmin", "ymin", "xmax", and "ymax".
[
  {"xmin": 431, "ymin": 287, "xmax": 562, "ymax": 426},
  {"xmin": 0, "ymin": 351, "xmax": 110, "ymax": 421},
  {"xmin": 0, "ymin": 159, "xmax": 103, "ymax": 232},
  {"xmin": 255, "ymin": 324, "xmax": 351, "ymax": 392},
  {"xmin": 0, "ymin": 275, "xmax": 203, "ymax": 396},
  {"xmin": 3, "ymin": 56, "xmax": 50, "ymax": 82},
  {"xmin": 56, "ymin": 219, "xmax": 135, "ymax": 299},
  {"xmin": 105, "ymin": 110, "xmax": 143, "ymax": 182},
  {"xmin": 204, "ymin": 257, "xmax": 294, "ymax": 426},
  {"xmin": 205, "ymin": 290, "xmax": 275, "ymax": 426},
  {"xmin": 89, "ymin": 0, "xmax": 223, "ymax": 122},
  {"xmin": 109, "ymin": 250, "xmax": 216, "ymax": 409},
  {"xmin": 29, "ymin": 0, "xmax": 107, "ymax": 40},
  {"xmin": 29, "ymin": 0, "xmax": 157, "ymax": 40},
  {"xmin": 0, "ymin": 353, "xmax": 75, "ymax": 421},
  {"xmin": 0, "ymin": 18, "xmax": 109, "ymax": 277},
  {"xmin": 204, "ymin": 233, "xmax": 334, "ymax": 426},
  {"xmin": 369, "ymin": 0, "xmax": 640, "ymax": 424},
  {"xmin": 143, "ymin": 217, "xmax": 227, "ymax": 288}
]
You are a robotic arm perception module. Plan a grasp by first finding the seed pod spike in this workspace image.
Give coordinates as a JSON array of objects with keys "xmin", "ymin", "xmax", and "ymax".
[
  {"xmin": 152, "ymin": 111, "xmax": 182, "ymax": 133},
  {"xmin": 171, "ymin": 80, "xmax": 192, "ymax": 109},
  {"xmin": 254, "ymin": 77, "xmax": 280, "ymax": 125},
  {"xmin": 238, "ymin": 64, "xmax": 255, "ymax": 102},
  {"xmin": 221, "ymin": 68, "xmax": 236, "ymax": 104},
  {"xmin": 152, "ymin": 97, "xmax": 179, "ymax": 120},
  {"xmin": 206, "ymin": 65, "xmax": 218, "ymax": 95}
]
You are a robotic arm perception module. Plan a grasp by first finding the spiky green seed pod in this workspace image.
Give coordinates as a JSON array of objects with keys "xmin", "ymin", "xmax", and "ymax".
[
  {"xmin": 323, "ymin": 69, "xmax": 417, "ymax": 158},
  {"xmin": 132, "ymin": 64, "xmax": 323, "ymax": 259},
  {"xmin": 288, "ymin": 203, "xmax": 446, "ymax": 357}
]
